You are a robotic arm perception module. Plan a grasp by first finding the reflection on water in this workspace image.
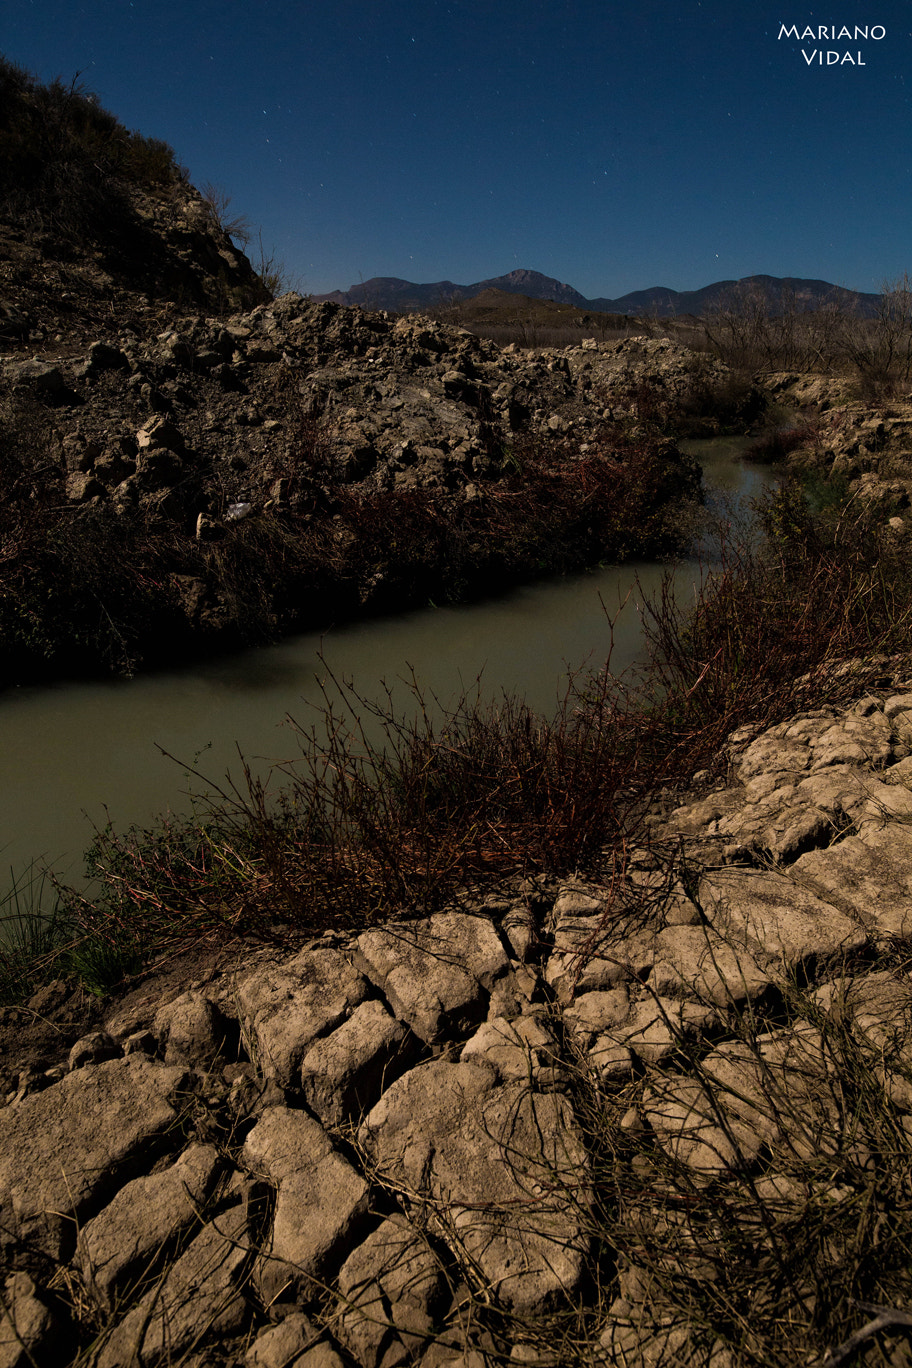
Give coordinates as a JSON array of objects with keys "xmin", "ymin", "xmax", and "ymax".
[{"xmin": 0, "ymin": 439, "xmax": 777, "ymax": 883}]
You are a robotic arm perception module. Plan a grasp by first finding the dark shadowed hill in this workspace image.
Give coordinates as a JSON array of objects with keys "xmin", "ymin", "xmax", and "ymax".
[{"xmin": 0, "ymin": 54, "xmax": 269, "ymax": 319}]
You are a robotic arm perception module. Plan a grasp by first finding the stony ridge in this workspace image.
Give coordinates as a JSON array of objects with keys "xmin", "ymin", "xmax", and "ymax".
[
  {"xmin": 760, "ymin": 373, "xmax": 912, "ymax": 529},
  {"xmin": 0, "ymin": 284, "xmax": 715, "ymax": 681},
  {"xmin": 2, "ymin": 297, "xmax": 718, "ymax": 517},
  {"xmin": 4, "ymin": 674, "xmax": 912, "ymax": 1365}
]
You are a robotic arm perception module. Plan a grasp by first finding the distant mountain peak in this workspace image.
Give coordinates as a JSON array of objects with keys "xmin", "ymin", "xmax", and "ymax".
[
  {"xmin": 313, "ymin": 269, "xmax": 589, "ymax": 311},
  {"xmin": 313, "ymin": 269, "xmax": 880, "ymax": 319}
]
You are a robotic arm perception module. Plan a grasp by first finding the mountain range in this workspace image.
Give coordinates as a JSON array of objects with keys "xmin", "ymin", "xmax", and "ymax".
[{"xmin": 313, "ymin": 268, "xmax": 881, "ymax": 318}]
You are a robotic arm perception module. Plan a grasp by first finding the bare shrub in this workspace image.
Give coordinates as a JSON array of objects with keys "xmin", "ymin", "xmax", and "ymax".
[
  {"xmin": 199, "ymin": 181, "xmax": 252, "ymax": 247},
  {"xmin": 702, "ymin": 280, "xmax": 851, "ymax": 373},
  {"xmin": 839, "ymin": 274, "xmax": 912, "ymax": 399}
]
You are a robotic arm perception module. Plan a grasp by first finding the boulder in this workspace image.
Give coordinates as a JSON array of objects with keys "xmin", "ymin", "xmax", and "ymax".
[
  {"xmin": 242, "ymin": 1106, "xmax": 370, "ymax": 1303},
  {"xmin": 67, "ymin": 1030, "xmax": 122, "ymax": 1071},
  {"xmin": 299, "ymin": 998, "xmax": 417, "ymax": 1127},
  {"xmin": 245, "ymin": 1312, "xmax": 321, "ymax": 1367},
  {"xmin": 792, "ymin": 825, "xmax": 912, "ymax": 941},
  {"xmin": 78, "ymin": 1142, "xmax": 221, "ymax": 1309},
  {"xmin": 236, "ymin": 946, "xmax": 370, "ymax": 1088},
  {"xmin": 698, "ymin": 868, "xmax": 867, "ymax": 972},
  {"xmin": 336, "ymin": 1214, "xmax": 448, "ymax": 1367},
  {"xmin": 95, "ymin": 1203, "xmax": 250, "ymax": 1367},
  {"xmin": 459, "ymin": 1014, "xmax": 560, "ymax": 1085},
  {"xmin": 0, "ymin": 1057, "xmax": 189, "ymax": 1259},
  {"xmin": 354, "ymin": 914, "xmax": 510, "ymax": 1044},
  {"xmin": 136, "ymin": 415, "xmax": 184, "ymax": 451},
  {"xmin": 359, "ymin": 1060, "xmax": 589, "ymax": 1315},
  {"xmin": 153, "ymin": 990, "xmax": 233, "ymax": 1066},
  {"xmin": 0, "ymin": 1273, "xmax": 56, "ymax": 1368},
  {"xmin": 648, "ymin": 924, "xmax": 772, "ymax": 1007},
  {"xmin": 65, "ymin": 470, "xmax": 105, "ymax": 502}
]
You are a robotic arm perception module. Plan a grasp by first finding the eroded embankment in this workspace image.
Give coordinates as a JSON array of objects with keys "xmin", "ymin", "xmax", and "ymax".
[{"xmin": 1, "ymin": 298, "xmax": 745, "ymax": 685}]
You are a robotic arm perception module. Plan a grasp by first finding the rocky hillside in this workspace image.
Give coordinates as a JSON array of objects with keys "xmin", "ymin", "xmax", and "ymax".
[
  {"xmin": 0, "ymin": 55, "xmax": 269, "ymax": 325},
  {"xmin": 759, "ymin": 370, "xmax": 912, "ymax": 522}
]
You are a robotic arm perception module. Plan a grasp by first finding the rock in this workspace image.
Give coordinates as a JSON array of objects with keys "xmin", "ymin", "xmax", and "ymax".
[
  {"xmin": 242, "ymin": 1106, "xmax": 370, "ymax": 1303},
  {"xmin": 82, "ymin": 341, "xmax": 131, "ymax": 377},
  {"xmin": 0, "ymin": 261, "xmax": 710, "ymax": 682},
  {"xmin": 648, "ymin": 924, "xmax": 772, "ymax": 1006},
  {"xmin": 695, "ymin": 1024, "xmax": 856, "ymax": 1166},
  {"xmin": 246, "ymin": 1311, "xmax": 320, "ymax": 1367},
  {"xmin": 599, "ymin": 1300, "xmax": 715, "ymax": 1368},
  {"xmin": 359, "ymin": 1061, "xmax": 589, "ymax": 1315},
  {"xmin": 460, "ymin": 1014, "xmax": 560, "ymax": 1084},
  {"xmin": 812, "ymin": 969, "xmax": 912, "ymax": 1050},
  {"xmin": 95, "ymin": 1203, "xmax": 250, "ymax": 1367},
  {"xmin": 299, "ymin": 998, "xmax": 417, "ymax": 1127},
  {"xmin": 122, "ymin": 1029, "xmax": 157, "ymax": 1056},
  {"xmin": 588, "ymin": 994, "xmax": 716, "ymax": 1068},
  {"xmin": 227, "ymin": 1069, "xmax": 287, "ymax": 1120},
  {"xmin": 698, "ymin": 868, "xmax": 867, "ymax": 972},
  {"xmin": 0, "ymin": 1272, "xmax": 55, "ymax": 1368},
  {"xmin": 336, "ymin": 1214, "xmax": 448, "ymax": 1366},
  {"xmin": 8, "ymin": 359, "xmax": 66, "ymax": 397},
  {"xmin": 65, "ymin": 470, "xmax": 105, "ymax": 502},
  {"xmin": 135, "ymin": 445, "xmax": 183, "ymax": 488},
  {"xmin": 236, "ymin": 946, "xmax": 370, "ymax": 1088},
  {"xmin": 500, "ymin": 904, "xmax": 536, "ymax": 962},
  {"xmin": 5, "ymin": 678, "xmax": 912, "ymax": 1364},
  {"xmin": 486, "ymin": 963, "xmax": 542, "ymax": 1020},
  {"xmin": 62, "ymin": 434, "xmax": 98, "ymax": 473},
  {"xmin": 78, "ymin": 1142, "xmax": 221, "ymax": 1309},
  {"xmin": 792, "ymin": 825, "xmax": 912, "ymax": 941},
  {"xmin": 293, "ymin": 1346, "xmax": 348, "ymax": 1368},
  {"xmin": 136, "ymin": 414, "xmax": 185, "ymax": 451},
  {"xmin": 812, "ymin": 970, "xmax": 912, "ymax": 1110},
  {"xmin": 153, "ymin": 990, "xmax": 233, "ymax": 1066},
  {"xmin": 665, "ymin": 703, "xmax": 912, "ymax": 864},
  {"xmin": 562, "ymin": 986, "xmax": 630, "ymax": 1044},
  {"xmin": 354, "ymin": 913, "xmax": 510, "ymax": 1044},
  {"xmin": 543, "ymin": 885, "xmax": 656, "ymax": 1002},
  {"xmin": 195, "ymin": 512, "xmax": 224, "ymax": 540},
  {"xmin": 93, "ymin": 446, "xmax": 135, "ymax": 485},
  {"xmin": 643, "ymin": 1074, "xmax": 762, "ymax": 1177},
  {"xmin": 67, "ymin": 1030, "xmax": 122, "ymax": 1070},
  {"xmin": 0, "ymin": 1057, "xmax": 190, "ymax": 1259}
]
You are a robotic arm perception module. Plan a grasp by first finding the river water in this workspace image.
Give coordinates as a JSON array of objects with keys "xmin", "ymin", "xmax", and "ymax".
[{"xmin": 0, "ymin": 437, "xmax": 776, "ymax": 890}]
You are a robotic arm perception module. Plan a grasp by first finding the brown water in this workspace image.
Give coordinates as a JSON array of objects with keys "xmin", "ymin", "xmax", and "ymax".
[{"xmin": 0, "ymin": 439, "xmax": 775, "ymax": 889}]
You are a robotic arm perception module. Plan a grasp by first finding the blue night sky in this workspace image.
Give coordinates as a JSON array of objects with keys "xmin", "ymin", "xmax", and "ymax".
[{"xmin": 4, "ymin": 1, "xmax": 911, "ymax": 299}]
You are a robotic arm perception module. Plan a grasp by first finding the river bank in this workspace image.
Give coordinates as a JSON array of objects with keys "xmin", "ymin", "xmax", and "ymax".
[
  {"xmin": 0, "ymin": 433, "xmax": 775, "ymax": 904},
  {"xmin": 5, "ymin": 661, "xmax": 912, "ymax": 1368},
  {"xmin": 2, "ymin": 291, "xmax": 726, "ymax": 689},
  {"xmin": 5, "ymin": 387, "xmax": 910, "ymax": 994}
]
